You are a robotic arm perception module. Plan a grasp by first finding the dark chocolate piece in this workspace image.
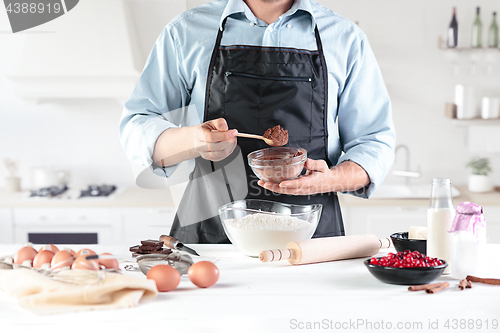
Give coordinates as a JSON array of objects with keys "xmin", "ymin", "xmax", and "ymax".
[
  {"xmin": 131, "ymin": 248, "xmax": 173, "ymax": 257},
  {"xmin": 140, "ymin": 239, "xmax": 164, "ymax": 247},
  {"xmin": 129, "ymin": 245, "xmax": 141, "ymax": 253},
  {"xmin": 139, "ymin": 245, "xmax": 163, "ymax": 251}
]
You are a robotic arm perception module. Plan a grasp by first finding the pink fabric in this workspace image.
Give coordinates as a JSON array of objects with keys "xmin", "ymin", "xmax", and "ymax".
[{"xmin": 449, "ymin": 202, "xmax": 486, "ymax": 241}]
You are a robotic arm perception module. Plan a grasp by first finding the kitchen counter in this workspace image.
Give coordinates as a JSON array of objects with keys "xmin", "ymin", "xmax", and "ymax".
[
  {"xmin": 2, "ymin": 185, "xmax": 499, "ymax": 209},
  {"xmin": 339, "ymin": 185, "xmax": 500, "ymax": 207},
  {"xmin": 1, "ymin": 244, "xmax": 499, "ymax": 332},
  {"xmin": 0, "ymin": 187, "xmax": 175, "ymax": 208}
]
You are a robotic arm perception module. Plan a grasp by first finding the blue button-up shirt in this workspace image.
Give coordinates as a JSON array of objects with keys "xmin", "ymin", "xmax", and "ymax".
[{"xmin": 119, "ymin": 0, "xmax": 395, "ymax": 198}]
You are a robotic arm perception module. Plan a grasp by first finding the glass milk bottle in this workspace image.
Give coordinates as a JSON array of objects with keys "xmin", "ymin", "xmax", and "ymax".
[
  {"xmin": 450, "ymin": 202, "xmax": 487, "ymax": 279},
  {"xmin": 427, "ymin": 178, "xmax": 455, "ymax": 274}
]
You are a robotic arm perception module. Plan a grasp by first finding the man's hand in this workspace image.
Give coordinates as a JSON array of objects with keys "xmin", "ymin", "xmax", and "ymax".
[
  {"xmin": 194, "ymin": 118, "xmax": 238, "ymax": 161},
  {"xmin": 257, "ymin": 159, "xmax": 370, "ymax": 195}
]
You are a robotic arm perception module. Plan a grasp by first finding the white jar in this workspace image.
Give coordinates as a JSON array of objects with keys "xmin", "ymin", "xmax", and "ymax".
[{"xmin": 450, "ymin": 202, "xmax": 487, "ymax": 279}]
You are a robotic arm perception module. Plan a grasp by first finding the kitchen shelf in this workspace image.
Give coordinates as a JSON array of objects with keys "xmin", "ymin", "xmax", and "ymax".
[
  {"xmin": 451, "ymin": 118, "xmax": 500, "ymax": 126},
  {"xmin": 439, "ymin": 46, "xmax": 500, "ymax": 52},
  {"xmin": 438, "ymin": 37, "xmax": 500, "ymax": 52}
]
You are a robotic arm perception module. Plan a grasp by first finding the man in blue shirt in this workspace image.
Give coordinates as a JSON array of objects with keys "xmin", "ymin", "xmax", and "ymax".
[{"xmin": 120, "ymin": 0, "xmax": 395, "ymax": 243}]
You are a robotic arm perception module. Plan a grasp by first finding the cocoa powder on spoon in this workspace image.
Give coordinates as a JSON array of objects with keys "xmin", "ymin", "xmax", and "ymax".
[{"xmin": 263, "ymin": 125, "xmax": 288, "ymax": 147}]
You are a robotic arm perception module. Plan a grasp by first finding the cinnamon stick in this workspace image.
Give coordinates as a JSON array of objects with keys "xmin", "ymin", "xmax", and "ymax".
[
  {"xmin": 459, "ymin": 279, "xmax": 467, "ymax": 290},
  {"xmin": 466, "ymin": 275, "xmax": 500, "ymax": 285},
  {"xmin": 426, "ymin": 282, "xmax": 449, "ymax": 294},
  {"xmin": 467, "ymin": 280, "xmax": 472, "ymax": 289},
  {"xmin": 408, "ymin": 282, "xmax": 443, "ymax": 291}
]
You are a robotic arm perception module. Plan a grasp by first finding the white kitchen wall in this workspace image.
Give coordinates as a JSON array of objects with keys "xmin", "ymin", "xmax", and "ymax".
[
  {"xmin": 0, "ymin": 85, "xmax": 133, "ymax": 189},
  {"xmin": 0, "ymin": 0, "xmax": 499, "ymax": 191},
  {"xmin": 317, "ymin": 0, "xmax": 500, "ymax": 187}
]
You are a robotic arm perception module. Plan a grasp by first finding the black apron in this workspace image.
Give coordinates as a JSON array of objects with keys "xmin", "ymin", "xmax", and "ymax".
[{"xmin": 169, "ymin": 18, "xmax": 344, "ymax": 243}]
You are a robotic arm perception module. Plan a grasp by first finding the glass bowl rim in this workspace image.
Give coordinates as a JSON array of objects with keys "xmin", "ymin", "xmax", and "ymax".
[
  {"xmin": 247, "ymin": 147, "xmax": 307, "ymax": 165},
  {"xmin": 218, "ymin": 199, "xmax": 322, "ymax": 217}
]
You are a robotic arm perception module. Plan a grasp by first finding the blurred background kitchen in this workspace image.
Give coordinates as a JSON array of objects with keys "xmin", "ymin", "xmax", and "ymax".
[{"xmin": 0, "ymin": 0, "xmax": 499, "ymax": 245}]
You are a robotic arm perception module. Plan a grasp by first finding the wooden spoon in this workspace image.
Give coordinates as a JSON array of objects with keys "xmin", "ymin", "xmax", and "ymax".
[{"xmin": 236, "ymin": 132, "xmax": 275, "ymax": 146}]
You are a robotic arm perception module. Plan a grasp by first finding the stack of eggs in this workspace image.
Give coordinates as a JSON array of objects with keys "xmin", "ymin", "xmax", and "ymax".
[{"xmin": 12, "ymin": 243, "xmax": 119, "ymax": 271}]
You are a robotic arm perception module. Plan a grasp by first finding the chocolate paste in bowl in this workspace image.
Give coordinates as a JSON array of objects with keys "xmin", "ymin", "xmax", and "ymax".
[{"xmin": 248, "ymin": 147, "xmax": 307, "ymax": 182}]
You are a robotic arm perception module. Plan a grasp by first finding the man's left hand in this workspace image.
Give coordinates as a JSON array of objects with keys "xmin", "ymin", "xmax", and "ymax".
[{"xmin": 257, "ymin": 159, "xmax": 370, "ymax": 195}]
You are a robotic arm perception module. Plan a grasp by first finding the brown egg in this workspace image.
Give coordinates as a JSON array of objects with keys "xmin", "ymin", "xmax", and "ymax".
[
  {"xmin": 72, "ymin": 255, "xmax": 99, "ymax": 270},
  {"xmin": 51, "ymin": 250, "xmax": 75, "ymax": 270},
  {"xmin": 147, "ymin": 265, "xmax": 180, "ymax": 292},
  {"xmin": 33, "ymin": 250, "xmax": 54, "ymax": 268},
  {"xmin": 98, "ymin": 252, "xmax": 119, "ymax": 270},
  {"xmin": 39, "ymin": 244, "xmax": 59, "ymax": 253},
  {"xmin": 76, "ymin": 248, "xmax": 96, "ymax": 257},
  {"xmin": 14, "ymin": 245, "xmax": 38, "ymax": 265},
  {"xmin": 188, "ymin": 261, "xmax": 219, "ymax": 288}
]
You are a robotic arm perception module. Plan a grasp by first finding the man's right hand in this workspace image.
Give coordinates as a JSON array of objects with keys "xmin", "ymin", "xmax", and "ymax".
[{"xmin": 194, "ymin": 118, "xmax": 238, "ymax": 161}]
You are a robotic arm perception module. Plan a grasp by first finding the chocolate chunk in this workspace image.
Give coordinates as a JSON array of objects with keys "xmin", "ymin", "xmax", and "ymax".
[
  {"xmin": 141, "ymin": 239, "xmax": 164, "ymax": 247},
  {"xmin": 139, "ymin": 245, "xmax": 163, "ymax": 251},
  {"xmin": 129, "ymin": 245, "xmax": 141, "ymax": 253},
  {"xmin": 131, "ymin": 248, "xmax": 173, "ymax": 257},
  {"xmin": 130, "ymin": 243, "xmax": 172, "ymax": 256}
]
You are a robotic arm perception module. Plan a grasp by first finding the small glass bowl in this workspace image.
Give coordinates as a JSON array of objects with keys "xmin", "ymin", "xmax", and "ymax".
[
  {"xmin": 219, "ymin": 199, "xmax": 321, "ymax": 257},
  {"xmin": 248, "ymin": 147, "xmax": 307, "ymax": 183}
]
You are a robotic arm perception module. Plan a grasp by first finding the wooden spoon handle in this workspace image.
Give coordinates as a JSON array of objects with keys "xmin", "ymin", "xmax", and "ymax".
[{"xmin": 236, "ymin": 133, "xmax": 265, "ymax": 140}]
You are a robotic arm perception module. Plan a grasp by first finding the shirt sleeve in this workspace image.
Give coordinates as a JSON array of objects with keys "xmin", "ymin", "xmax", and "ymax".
[
  {"xmin": 119, "ymin": 26, "xmax": 191, "ymax": 179},
  {"xmin": 336, "ymin": 33, "xmax": 396, "ymax": 198}
]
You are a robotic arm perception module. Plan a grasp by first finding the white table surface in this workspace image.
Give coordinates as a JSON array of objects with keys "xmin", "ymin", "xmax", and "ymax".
[{"xmin": 1, "ymin": 244, "xmax": 499, "ymax": 333}]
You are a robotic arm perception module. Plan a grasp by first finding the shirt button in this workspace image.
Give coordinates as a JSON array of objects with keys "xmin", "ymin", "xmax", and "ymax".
[
  {"xmin": 250, "ymin": 22, "xmax": 255, "ymax": 26},
  {"xmin": 268, "ymin": 27, "xmax": 274, "ymax": 32},
  {"xmin": 286, "ymin": 24, "xmax": 292, "ymax": 28}
]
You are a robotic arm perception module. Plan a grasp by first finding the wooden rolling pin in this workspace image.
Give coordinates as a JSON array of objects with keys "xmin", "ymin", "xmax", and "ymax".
[{"xmin": 259, "ymin": 234, "xmax": 391, "ymax": 265}]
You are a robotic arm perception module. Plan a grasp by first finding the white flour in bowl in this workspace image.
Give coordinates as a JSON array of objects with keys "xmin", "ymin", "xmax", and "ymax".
[{"xmin": 223, "ymin": 213, "xmax": 314, "ymax": 257}]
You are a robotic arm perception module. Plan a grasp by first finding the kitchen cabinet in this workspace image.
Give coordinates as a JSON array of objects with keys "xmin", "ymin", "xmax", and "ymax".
[
  {"xmin": 341, "ymin": 186, "xmax": 500, "ymax": 244},
  {"xmin": 0, "ymin": 209, "xmax": 13, "ymax": 244},
  {"xmin": 342, "ymin": 205, "xmax": 427, "ymax": 239},
  {"xmin": 119, "ymin": 207, "xmax": 176, "ymax": 246},
  {"xmin": 0, "ymin": 187, "xmax": 177, "ymax": 245},
  {"xmin": 10, "ymin": 206, "xmax": 176, "ymax": 246},
  {"xmin": 483, "ymin": 206, "xmax": 500, "ymax": 244},
  {"xmin": 12, "ymin": 208, "xmax": 120, "ymax": 245}
]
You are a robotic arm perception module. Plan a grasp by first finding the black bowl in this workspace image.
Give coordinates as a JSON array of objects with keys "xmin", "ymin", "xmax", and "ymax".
[
  {"xmin": 364, "ymin": 258, "xmax": 447, "ymax": 285},
  {"xmin": 391, "ymin": 232, "xmax": 426, "ymax": 255}
]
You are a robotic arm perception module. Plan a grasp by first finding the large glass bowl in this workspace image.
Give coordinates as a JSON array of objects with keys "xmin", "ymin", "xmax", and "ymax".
[
  {"xmin": 218, "ymin": 199, "xmax": 322, "ymax": 257},
  {"xmin": 248, "ymin": 147, "xmax": 307, "ymax": 183}
]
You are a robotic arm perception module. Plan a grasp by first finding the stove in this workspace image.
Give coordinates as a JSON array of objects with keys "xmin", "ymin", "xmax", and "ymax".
[
  {"xmin": 28, "ymin": 184, "xmax": 117, "ymax": 199},
  {"xmin": 79, "ymin": 185, "xmax": 117, "ymax": 198},
  {"xmin": 30, "ymin": 185, "xmax": 69, "ymax": 198}
]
